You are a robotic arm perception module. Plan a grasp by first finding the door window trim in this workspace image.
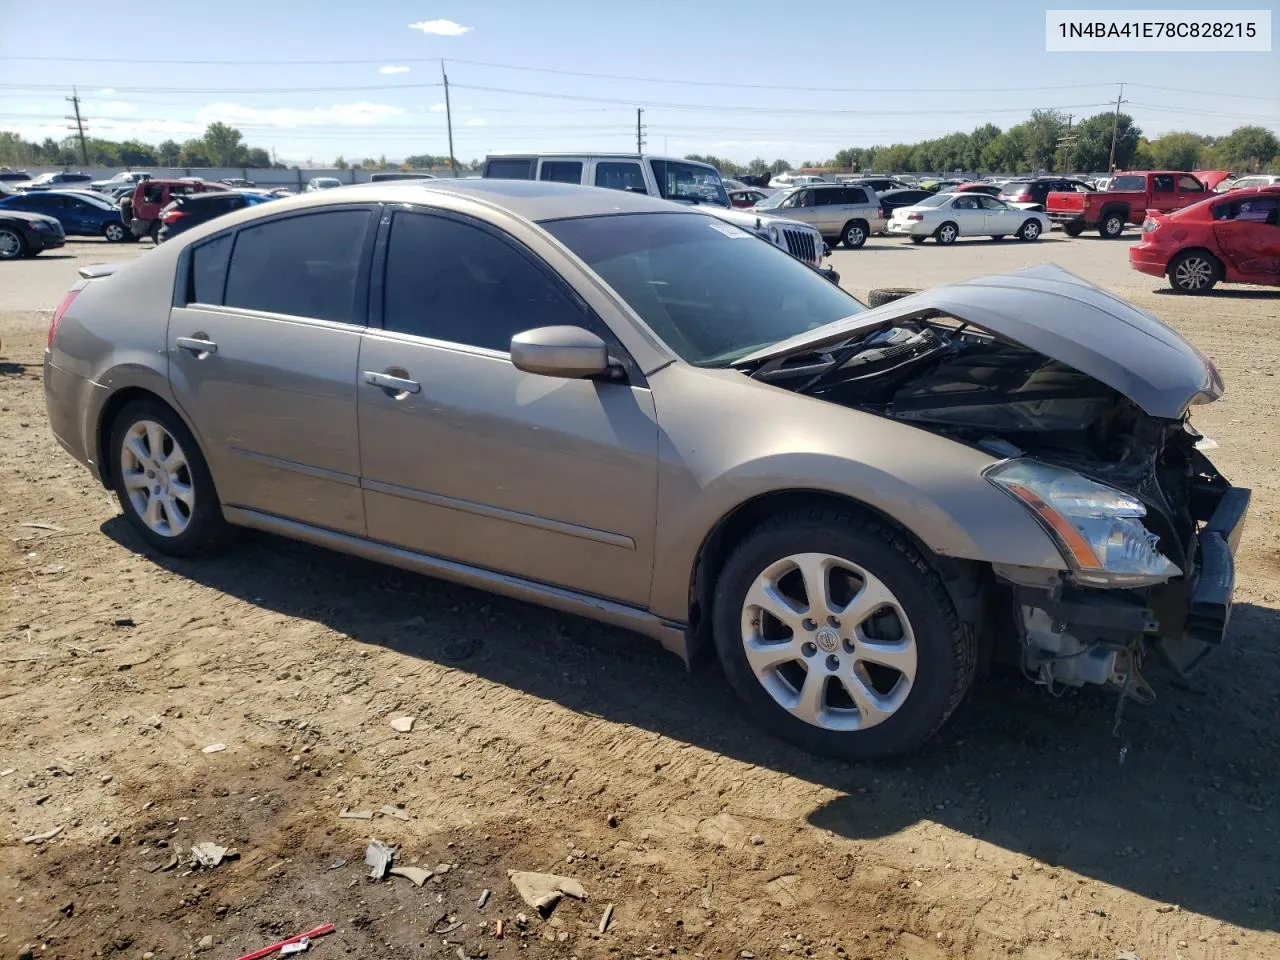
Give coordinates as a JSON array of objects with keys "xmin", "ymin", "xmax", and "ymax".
[{"xmin": 367, "ymin": 202, "xmax": 645, "ymax": 384}]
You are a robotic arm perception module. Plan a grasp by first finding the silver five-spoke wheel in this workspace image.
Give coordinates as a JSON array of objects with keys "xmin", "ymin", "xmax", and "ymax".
[
  {"xmin": 740, "ymin": 552, "xmax": 917, "ymax": 732},
  {"xmin": 120, "ymin": 419, "xmax": 195, "ymax": 537}
]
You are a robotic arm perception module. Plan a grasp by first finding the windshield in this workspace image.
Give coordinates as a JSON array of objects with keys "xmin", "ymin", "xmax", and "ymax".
[
  {"xmin": 753, "ymin": 188, "xmax": 794, "ymax": 210},
  {"xmin": 542, "ymin": 212, "xmax": 863, "ymax": 367},
  {"xmin": 649, "ymin": 159, "xmax": 729, "ymax": 207},
  {"xmin": 30, "ymin": 173, "xmax": 57, "ymax": 184},
  {"xmin": 913, "ymin": 194, "xmax": 952, "ymax": 207}
]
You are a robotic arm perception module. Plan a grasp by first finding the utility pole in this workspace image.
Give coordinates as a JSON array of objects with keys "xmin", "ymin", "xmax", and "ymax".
[
  {"xmin": 1055, "ymin": 113, "xmax": 1077, "ymax": 172},
  {"xmin": 636, "ymin": 108, "xmax": 645, "ymax": 153},
  {"xmin": 1107, "ymin": 83, "xmax": 1128, "ymax": 174},
  {"xmin": 441, "ymin": 61, "xmax": 458, "ymax": 178},
  {"xmin": 65, "ymin": 87, "xmax": 89, "ymax": 166}
]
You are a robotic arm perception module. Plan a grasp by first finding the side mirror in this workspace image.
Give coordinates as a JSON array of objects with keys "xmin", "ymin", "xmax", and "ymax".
[{"xmin": 510, "ymin": 326, "xmax": 617, "ymax": 380}]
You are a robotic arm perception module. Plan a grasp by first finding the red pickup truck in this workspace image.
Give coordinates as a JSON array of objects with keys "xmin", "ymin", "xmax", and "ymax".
[
  {"xmin": 1046, "ymin": 171, "xmax": 1211, "ymax": 238},
  {"xmin": 120, "ymin": 178, "xmax": 229, "ymax": 242}
]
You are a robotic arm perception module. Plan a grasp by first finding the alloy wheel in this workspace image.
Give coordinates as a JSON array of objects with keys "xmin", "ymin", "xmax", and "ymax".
[
  {"xmin": 1174, "ymin": 256, "xmax": 1214, "ymax": 290},
  {"xmin": 938, "ymin": 224, "xmax": 957, "ymax": 244},
  {"xmin": 0, "ymin": 229, "xmax": 22, "ymax": 259},
  {"xmin": 1022, "ymin": 221, "xmax": 1041, "ymax": 240},
  {"xmin": 739, "ymin": 552, "xmax": 917, "ymax": 731},
  {"xmin": 119, "ymin": 419, "xmax": 195, "ymax": 537}
]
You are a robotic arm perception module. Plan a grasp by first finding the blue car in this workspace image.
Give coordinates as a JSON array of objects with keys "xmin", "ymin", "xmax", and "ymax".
[{"xmin": 0, "ymin": 189, "xmax": 130, "ymax": 242}]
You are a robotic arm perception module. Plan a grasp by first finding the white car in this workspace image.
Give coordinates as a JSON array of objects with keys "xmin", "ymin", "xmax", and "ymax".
[
  {"xmin": 1218, "ymin": 174, "xmax": 1280, "ymax": 193},
  {"xmin": 887, "ymin": 192, "xmax": 1051, "ymax": 245},
  {"xmin": 768, "ymin": 173, "xmax": 825, "ymax": 189},
  {"xmin": 305, "ymin": 177, "xmax": 343, "ymax": 192}
]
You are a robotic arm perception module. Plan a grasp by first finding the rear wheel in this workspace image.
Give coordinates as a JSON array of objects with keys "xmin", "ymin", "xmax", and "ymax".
[
  {"xmin": 109, "ymin": 399, "xmax": 229, "ymax": 557},
  {"xmin": 712, "ymin": 507, "xmax": 975, "ymax": 760},
  {"xmin": 148, "ymin": 220, "xmax": 161, "ymax": 244},
  {"xmin": 909, "ymin": 235, "xmax": 927, "ymax": 245},
  {"xmin": 0, "ymin": 227, "xmax": 26, "ymax": 260},
  {"xmin": 1167, "ymin": 250, "xmax": 1221, "ymax": 294},
  {"xmin": 935, "ymin": 221, "xmax": 959, "ymax": 245},
  {"xmin": 1063, "ymin": 222, "xmax": 1085, "ymax": 237},
  {"xmin": 102, "ymin": 222, "xmax": 126, "ymax": 243},
  {"xmin": 1017, "ymin": 219, "xmax": 1042, "ymax": 241},
  {"xmin": 841, "ymin": 220, "xmax": 868, "ymax": 249},
  {"xmin": 1099, "ymin": 213, "xmax": 1125, "ymax": 238}
]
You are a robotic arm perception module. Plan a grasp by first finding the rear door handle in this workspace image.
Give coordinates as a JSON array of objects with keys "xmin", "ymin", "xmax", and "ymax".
[
  {"xmin": 175, "ymin": 336, "xmax": 218, "ymax": 355},
  {"xmin": 362, "ymin": 371, "xmax": 421, "ymax": 394}
]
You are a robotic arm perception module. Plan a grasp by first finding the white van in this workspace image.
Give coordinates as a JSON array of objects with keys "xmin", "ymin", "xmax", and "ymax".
[{"xmin": 482, "ymin": 153, "xmax": 835, "ymax": 280}]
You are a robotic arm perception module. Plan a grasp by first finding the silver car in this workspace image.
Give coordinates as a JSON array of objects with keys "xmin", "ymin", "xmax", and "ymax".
[
  {"xmin": 753, "ymin": 182, "xmax": 886, "ymax": 249},
  {"xmin": 44, "ymin": 180, "xmax": 1248, "ymax": 759}
]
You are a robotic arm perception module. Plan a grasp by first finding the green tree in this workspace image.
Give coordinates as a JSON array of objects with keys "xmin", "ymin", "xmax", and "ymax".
[
  {"xmin": 1147, "ymin": 131, "xmax": 1211, "ymax": 171},
  {"xmin": 334, "ymin": 155, "xmax": 349, "ymax": 170},
  {"xmin": 1066, "ymin": 112, "xmax": 1139, "ymax": 172},
  {"xmin": 201, "ymin": 122, "xmax": 244, "ymax": 166},
  {"xmin": 155, "ymin": 139, "xmax": 182, "ymax": 166},
  {"xmin": 179, "ymin": 138, "xmax": 212, "ymax": 167},
  {"xmin": 1217, "ymin": 126, "xmax": 1280, "ymax": 172},
  {"xmin": 968, "ymin": 124, "xmax": 1002, "ymax": 170},
  {"xmin": 768, "ymin": 158, "xmax": 793, "ymax": 175},
  {"xmin": 242, "ymin": 147, "xmax": 271, "ymax": 168}
]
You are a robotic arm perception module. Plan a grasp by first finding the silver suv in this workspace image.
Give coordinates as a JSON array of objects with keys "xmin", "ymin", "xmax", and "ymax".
[
  {"xmin": 482, "ymin": 153, "xmax": 834, "ymax": 278},
  {"xmin": 754, "ymin": 182, "xmax": 885, "ymax": 249}
]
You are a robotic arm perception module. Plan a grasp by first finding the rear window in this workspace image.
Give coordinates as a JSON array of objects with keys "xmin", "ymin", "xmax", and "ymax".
[
  {"xmin": 1111, "ymin": 175, "xmax": 1146, "ymax": 191},
  {"xmin": 485, "ymin": 158, "xmax": 535, "ymax": 180},
  {"xmin": 999, "ymin": 181, "xmax": 1031, "ymax": 196}
]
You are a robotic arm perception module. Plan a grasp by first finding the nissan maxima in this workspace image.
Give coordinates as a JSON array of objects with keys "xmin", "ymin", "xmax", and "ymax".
[{"xmin": 43, "ymin": 180, "xmax": 1248, "ymax": 759}]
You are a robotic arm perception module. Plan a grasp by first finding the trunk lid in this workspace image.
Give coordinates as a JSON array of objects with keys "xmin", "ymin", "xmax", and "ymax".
[{"xmin": 734, "ymin": 264, "xmax": 1222, "ymax": 419}]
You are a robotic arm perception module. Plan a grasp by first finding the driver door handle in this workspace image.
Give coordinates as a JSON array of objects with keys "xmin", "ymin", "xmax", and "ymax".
[
  {"xmin": 363, "ymin": 371, "xmax": 421, "ymax": 394},
  {"xmin": 175, "ymin": 336, "xmax": 218, "ymax": 355}
]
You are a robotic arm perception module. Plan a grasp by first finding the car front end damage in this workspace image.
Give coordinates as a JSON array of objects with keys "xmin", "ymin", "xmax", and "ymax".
[{"xmin": 734, "ymin": 265, "xmax": 1249, "ymax": 702}]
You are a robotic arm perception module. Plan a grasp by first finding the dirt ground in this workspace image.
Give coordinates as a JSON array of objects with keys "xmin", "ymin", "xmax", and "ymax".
[{"xmin": 2, "ymin": 234, "xmax": 1278, "ymax": 960}]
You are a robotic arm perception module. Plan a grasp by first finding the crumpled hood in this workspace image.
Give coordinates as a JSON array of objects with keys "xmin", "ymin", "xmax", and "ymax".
[{"xmin": 736, "ymin": 264, "xmax": 1222, "ymax": 419}]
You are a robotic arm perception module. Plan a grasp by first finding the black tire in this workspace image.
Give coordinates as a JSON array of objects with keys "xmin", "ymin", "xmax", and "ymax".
[
  {"xmin": 909, "ymin": 235, "xmax": 927, "ymax": 245},
  {"xmin": 1167, "ymin": 250, "xmax": 1221, "ymax": 294},
  {"xmin": 0, "ymin": 226, "xmax": 26, "ymax": 260},
  {"xmin": 148, "ymin": 220, "xmax": 161, "ymax": 244},
  {"xmin": 1098, "ymin": 213, "xmax": 1125, "ymax": 238},
  {"xmin": 991, "ymin": 235, "xmax": 1007, "ymax": 241},
  {"xmin": 1063, "ymin": 222, "xmax": 1085, "ymax": 237},
  {"xmin": 108, "ymin": 398, "xmax": 229, "ymax": 558},
  {"xmin": 841, "ymin": 220, "xmax": 868, "ymax": 249},
  {"xmin": 711, "ymin": 507, "xmax": 975, "ymax": 760},
  {"xmin": 867, "ymin": 287, "xmax": 919, "ymax": 308},
  {"xmin": 102, "ymin": 221, "xmax": 126, "ymax": 243},
  {"xmin": 935, "ymin": 221, "xmax": 959, "ymax": 245},
  {"xmin": 1017, "ymin": 219, "xmax": 1042, "ymax": 241}
]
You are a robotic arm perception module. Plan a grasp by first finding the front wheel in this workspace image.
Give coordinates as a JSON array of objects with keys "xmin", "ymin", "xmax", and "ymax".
[
  {"xmin": 935, "ymin": 222, "xmax": 959, "ymax": 245},
  {"xmin": 841, "ymin": 220, "xmax": 868, "ymax": 249},
  {"xmin": 0, "ymin": 226, "xmax": 26, "ymax": 260},
  {"xmin": 1168, "ymin": 250, "xmax": 1221, "ymax": 294},
  {"xmin": 109, "ymin": 399, "xmax": 229, "ymax": 557},
  {"xmin": 712, "ymin": 508, "xmax": 975, "ymax": 760},
  {"xmin": 1099, "ymin": 214, "xmax": 1125, "ymax": 238},
  {"xmin": 1017, "ymin": 219, "xmax": 1042, "ymax": 241},
  {"xmin": 103, "ymin": 221, "xmax": 126, "ymax": 243}
]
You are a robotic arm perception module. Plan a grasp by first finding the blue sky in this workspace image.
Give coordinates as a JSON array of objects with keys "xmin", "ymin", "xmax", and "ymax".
[{"xmin": 0, "ymin": 0, "xmax": 1276, "ymax": 165}]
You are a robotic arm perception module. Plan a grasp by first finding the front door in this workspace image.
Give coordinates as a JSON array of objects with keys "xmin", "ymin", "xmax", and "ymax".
[
  {"xmin": 167, "ymin": 205, "xmax": 378, "ymax": 535},
  {"xmin": 949, "ymin": 194, "xmax": 985, "ymax": 234},
  {"xmin": 979, "ymin": 194, "xmax": 1020, "ymax": 233},
  {"xmin": 1212, "ymin": 195, "xmax": 1280, "ymax": 278},
  {"xmin": 356, "ymin": 207, "xmax": 658, "ymax": 605}
]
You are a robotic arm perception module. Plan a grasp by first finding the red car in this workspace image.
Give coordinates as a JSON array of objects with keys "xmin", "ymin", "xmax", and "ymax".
[
  {"xmin": 1129, "ymin": 186, "xmax": 1280, "ymax": 293},
  {"xmin": 728, "ymin": 188, "xmax": 769, "ymax": 208},
  {"xmin": 952, "ymin": 181, "xmax": 1003, "ymax": 196}
]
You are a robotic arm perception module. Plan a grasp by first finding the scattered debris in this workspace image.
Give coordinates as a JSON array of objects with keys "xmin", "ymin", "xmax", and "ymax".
[
  {"xmin": 202, "ymin": 743, "xmax": 227, "ymax": 754},
  {"xmin": 390, "ymin": 716, "xmax": 415, "ymax": 733},
  {"xmin": 328, "ymin": 859, "xmax": 347, "ymax": 870},
  {"xmin": 21, "ymin": 826, "xmax": 63, "ymax": 844},
  {"xmin": 388, "ymin": 866, "xmax": 432, "ymax": 887},
  {"xmin": 433, "ymin": 918, "xmax": 464, "ymax": 935},
  {"xmin": 279, "ymin": 939, "xmax": 310, "ymax": 956},
  {"xmin": 452, "ymin": 766, "xmax": 468, "ymax": 779},
  {"xmin": 1115, "ymin": 952, "xmax": 1142, "ymax": 960},
  {"xmin": 1155, "ymin": 904, "xmax": 1178, "ymax": 913},
  {"xmin": 476, "ymin": 888, "xmax": 491, "ymax": 910},
  {"xmin": 190, "ymin": 842, "xmax": 238, "ymax": 869},
  {"xmin": 113, "ymin": 617, "xmax": 136, "ymax": 628},
  {"xmin": 378, "ymin": 804, "xmax": 410, "ymax": 822},
  {"xmin": 598, "ymin": 903, "xmax": 614, "ymax": 933},
  {"xmin": 197, "ymin": 935, "xmax": 214, "ymax": 951},
  {"xmin": 161, "ymin": 853, "xmax": 179, "ymax": 872},
  {"xmin": 99, "ymin": 774, "xmax": 112, "ymax": 784},
  {"xmin": 59, "ymin": 902, "xmax": 74, "ymax": 918},
  {"xmin": 0, "ymin": 768, "xmax": 14, "ymax": 777},
  {"xmin": 365, "ymin": 840, "xmax": 395, "ymax": 880},
  {"xmin": 34, "ymin": 794, "xmax": 51, "ymax": 806},
  {"xmin": 494, "ymin": 920, "xmax": 504, "ymax": 939},
  {"xmin": 607, "ymin": 813, "xmax": 618, "ymax": 828},
  {"xmin": 508, "ymin": 870, "xmax": 587, "ymax": 916},
  {"xmin": 338, "ymin": 808, "xmax": 373, "ymax": 820},
  {"xmin": 234, "ymin": 923, "xmax": 335, "ymax": 960},
  {"xmin": 434, "ymin": 862, "xmax": 451, "ymax": 875},
  {"xmin": 19, "ymin": 522, "xmax": 62, "ymax": 532}
]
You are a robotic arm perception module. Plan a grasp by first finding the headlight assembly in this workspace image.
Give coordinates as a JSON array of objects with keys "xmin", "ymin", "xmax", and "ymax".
[{"xmin": 985, "ymin": 459, "xmax": 1180, "ymax": 587}]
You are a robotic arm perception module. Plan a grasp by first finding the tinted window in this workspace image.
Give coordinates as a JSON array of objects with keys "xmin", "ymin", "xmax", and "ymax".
[
  {"xmin": 539, "ymin": 160, "xmax": 583, "ymax": 184},
  {"xmin": 1111, "ymin": 175, "xmax": 1145, "ymax": 191},
  {"xmin": 1152, "ymin": 175, "xmax": 1175, "ymax": 192},
  {"xmin": 383, "ymin": 211, "xmax": 587, "ymax": 352},
  {"xmin": 224, "ymin": 210, "xmax": 371, "ymax": 323},
  {"xmin": 815, "ymin": 188, "xmax": 842, "ymax": 206},
  {"xmin": 189, "ymin": 233, "xmax": 234, "ymax": 305},
  {"xmin": 1178, "ymin": 175, "xmax": 1204, "ymax": 191},
  {"xmin": 485, "ymin": 158, "xmax": 535, "ymax": 180},
  {"xmin": 848, "ymin": 187, "xmax": 870, "ymax": 204},
  {"xmin": 595, "ymin": 161, "xmax": 646, "ymax": 192},
  {"xmin": 999, "ymin": 181, "xmax": 1031, "ymax": 196},
  {"xmin": 1213, "ymin": 196, "xmax": 1278, "ymax": 223}
]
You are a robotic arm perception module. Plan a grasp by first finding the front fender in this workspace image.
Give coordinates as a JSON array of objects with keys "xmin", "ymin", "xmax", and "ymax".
[{"xmin": 645, "ymin": 364, "xmax": 1065, "ymax": 622}]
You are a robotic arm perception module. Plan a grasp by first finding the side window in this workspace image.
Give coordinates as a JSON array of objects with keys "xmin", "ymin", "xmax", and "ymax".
[
  {"xmin": 188, "ymin": 232, "xmax": 234, "ymax": 305},
  {"xmin": 848, "ymin": 187, "xmax": 869, "ymax": 205},
  {"xmin": 538, "ymin": 160, "xmax": 583, "ymax": 184},
  {"xmin": 382, "ymin": 211, "xmax": 592, "ymax": 353},
  {"xmin": 1220, "ymin": 197, "xmax": 1279, "ymax": 223},
  {"xmin": 223, "ymin": 210, "xmax": 372, "ymax": 323},
  {"xmin": 815, "ymin": 189, "xmax": 840, "ymax": 206},
  {"xmin": 1178, "ymin": 175, "xmax": 1204, "ymax": 192},
  {"xmin": 595, "ymin": 161, "xmax": 646, "ymax": 193},
  {"xmin": 143, "ymin": 184, "xmax": 163, "ymax": 203},
  {"xmin": 978, "ymin": 195, "xmax": 1003, "ymax": 209},
  {"xmin": 1152, "ymin": 175, "xmax": 1175, "ymax": 192},
  {"xmin": 485, "ymin": 158, "xmax": 535, "ymax": 180}
]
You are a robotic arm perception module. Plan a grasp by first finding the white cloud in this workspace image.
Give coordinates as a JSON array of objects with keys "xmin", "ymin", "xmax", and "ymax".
[
  {"xmin": 429, "ymin": 103, "xmax": 448, "ymax": 113},
  {"xmin": 464, "ymin": 118, "xmax": 487, "ymax": 126},
  {"xmin": 96, "ymin": 87, "xmax": 116, "ymax": 95},
  {"xmin": 408, "ymin": 18, "xmax": 472, "ymax": 35},
  {"xmin": 196, "ymin": 101, "xmax": 406, "ymax": 128},
  {"xmin": 379, "ymin": 65, "xmax": 411, "ymax": 74}
]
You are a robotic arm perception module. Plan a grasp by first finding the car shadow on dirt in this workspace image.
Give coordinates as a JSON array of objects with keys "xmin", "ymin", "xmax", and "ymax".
[
  {"xmin": 1152, "ymin": 288, "xmax": 1280, "ymax": 299},
  {"xmin": 102, "ymin": 518, "xmax": 1280, "ymax": 932}
]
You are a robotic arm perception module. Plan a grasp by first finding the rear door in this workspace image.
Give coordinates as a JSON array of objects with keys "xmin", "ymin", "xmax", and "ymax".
[
  {"xmin": 1212, "ymin": 195, "xmax": 1280, "ymax": 278},
  {"xmin": 814, "ymin": 186, "xmax": 848, "ymax": 234},
  {"xmin": 167, "ymin": 205, "xmax": 378, "ymax": 534}
]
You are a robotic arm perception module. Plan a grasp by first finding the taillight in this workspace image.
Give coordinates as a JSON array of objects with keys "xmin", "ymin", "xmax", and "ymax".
[
  {"xmin": 876, "ymin": 206, "xmax": 883, "ymax": 218},
  {"xmin": 907, "ymin": 213, "xmax": 924, "ymax": 221},
  {"xmin": 162, "ymin": 210, "xmax": 187, "ymax": 225},
  {"xmin": 49, "ymin": 289, "xmax": 80, "ymax": 349},
  {"xmin": 1142, "ymin": 218, "xmax": 1160, "ymax": 234},
  {"xmin": 1015, "ymin": 193, "xmax": 1032, "ymax": 202}
]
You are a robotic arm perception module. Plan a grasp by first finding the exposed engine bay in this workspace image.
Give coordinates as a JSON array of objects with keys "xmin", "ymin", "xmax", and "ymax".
[{"xmin": 743, "ymin": 312, "xmax": 1242, "ymax": 701}]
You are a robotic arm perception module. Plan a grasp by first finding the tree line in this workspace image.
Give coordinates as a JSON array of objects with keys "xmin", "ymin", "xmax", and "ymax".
[
  {"xmin": 0, "ymin": 123, "xmax": 280, "ymax": 169},
  {"xmin": 689, "ymin": 112, "xmax": 1278, "ymax": 177}
]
